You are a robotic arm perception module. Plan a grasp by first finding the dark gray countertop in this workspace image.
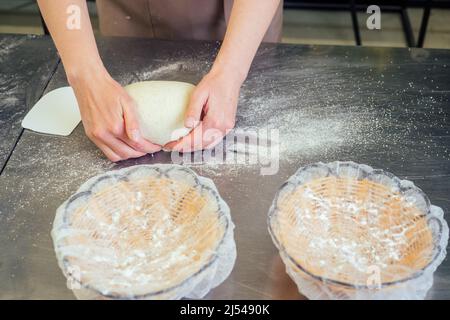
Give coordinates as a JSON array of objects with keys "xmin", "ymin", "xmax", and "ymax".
[
  {"xmin": 0, "ymin": 36, "xmax": 449, "ymax": 299},
  {"xmin": 0, "ymin": 34, "xmax": 59, "ymax": 173}
]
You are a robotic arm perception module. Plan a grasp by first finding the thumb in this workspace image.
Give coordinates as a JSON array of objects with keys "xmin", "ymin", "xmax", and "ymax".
[
  {"xmin": 185, "ymin": 88, "xmax": 207, "ymax": 128},
  {"xmin": 121, "ymin": 94, "xmax": 141, "ymax": 142}
]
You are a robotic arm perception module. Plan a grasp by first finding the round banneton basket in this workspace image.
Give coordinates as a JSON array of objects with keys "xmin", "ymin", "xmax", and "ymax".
[
  {"xmin": 52, "ymin": 164, "xmax": 236, "ymax": 300},
  {"xmin": 268, "ymin": 161, "xmax": 448, "ymax": 300}
]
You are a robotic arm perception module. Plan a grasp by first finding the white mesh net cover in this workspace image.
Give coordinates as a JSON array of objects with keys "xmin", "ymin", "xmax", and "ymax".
[
  {"xmin": 52, "ymin": 164, "xmax": 236, "ymax": 299},
  {"xmin": 268, "ymin": 161, "xmax": 448, "ymax": 300}
]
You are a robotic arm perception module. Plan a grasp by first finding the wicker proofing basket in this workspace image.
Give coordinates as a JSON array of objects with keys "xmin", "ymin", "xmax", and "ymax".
[
  {"xmin": 268, "ymin": 161, "xmax": 449, "ymax": 300},
  {"xmin": 52, "ymin": 164, "xmax": 236, "ymax": 300}
]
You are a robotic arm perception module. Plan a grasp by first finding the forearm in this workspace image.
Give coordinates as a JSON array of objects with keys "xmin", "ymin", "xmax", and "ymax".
[
  {"xmin": 37, "ymin": 0, "xmax": 105, "ymax": 83},
  {"xmin": 212, "ymin": 0, "xmax": 281, "ymax": 83}
]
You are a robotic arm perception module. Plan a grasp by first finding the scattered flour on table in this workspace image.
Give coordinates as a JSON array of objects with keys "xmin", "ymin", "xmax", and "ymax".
[
  {"xmin": 186, "ymin": 87, "xmax": 449, "ymax": 177},
  {"xmin": 137, "ymin": 63, "xmax": 200, "ymax": 80},
  {"xmin": 0, "ymin": 37, "xmax": 26, "ymax": 63},
  {"xmin": 1, "ymin": 138, "xmax": 115, "ymax": 216},
  {"xmin": 183, "ymin": 95, "xmax": 386, "ymax": 177},
  {"xmin": 119, "ymin": 59, "xmax": 213, "ymax": 85}
]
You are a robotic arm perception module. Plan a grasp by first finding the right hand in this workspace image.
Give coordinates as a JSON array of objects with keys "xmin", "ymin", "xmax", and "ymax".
[{"xmin": 69, "ymin": 68, "xmax": 161, "ymax": 162}]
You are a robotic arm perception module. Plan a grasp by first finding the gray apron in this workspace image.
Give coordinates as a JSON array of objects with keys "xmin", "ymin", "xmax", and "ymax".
[{"xmin": 96, "ymin": 0, "xmax": 283, "ymax": 42}]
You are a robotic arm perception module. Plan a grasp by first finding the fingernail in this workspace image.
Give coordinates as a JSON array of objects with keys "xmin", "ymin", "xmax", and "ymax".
[
  {"xmin": 185, "ymin": 117, "xmax": 197, "ymax": 128},
  {"xmin": 131, "ymin": 129, "xmax": 140, "ymax": 142}
]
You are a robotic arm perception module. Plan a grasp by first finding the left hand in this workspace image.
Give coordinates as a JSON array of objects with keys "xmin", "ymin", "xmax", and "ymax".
[{"xmin": 164, "ymin": 67, "xmax": 243, "ymax": 152}]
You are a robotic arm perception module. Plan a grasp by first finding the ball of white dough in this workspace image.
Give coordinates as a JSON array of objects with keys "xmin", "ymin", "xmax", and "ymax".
[{"xmin": 124, "ymin": 81, "xmax": 195, "ymax": 146}]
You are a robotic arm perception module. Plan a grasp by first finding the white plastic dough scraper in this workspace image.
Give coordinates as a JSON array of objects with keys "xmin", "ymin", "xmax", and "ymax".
[{"xmin": 22, "ymin": 86, "xmax": 81, "ymax": 136}]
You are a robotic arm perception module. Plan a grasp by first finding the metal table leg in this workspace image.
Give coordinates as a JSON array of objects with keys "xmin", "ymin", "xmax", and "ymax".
[
  {"xmin": 350, "ymin": 0, "xmax": 362, "ymax": 46},
  {"xmin": 417, "ymin": 0, "xmax": 432, "ymax": 48}
]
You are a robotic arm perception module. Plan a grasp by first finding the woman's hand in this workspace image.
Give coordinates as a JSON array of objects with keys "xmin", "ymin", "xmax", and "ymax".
[
  {"xmin": 69, "ymin": 68, "xmax": 161, "ymax": 162},
  {"xmin": 165, "ymin": 67, "xmax": 243, "ymax": 152},
  {"xmin": 163, "ymin": 0, "xmax": 281, "ymax": 152},
  {"xmin": 38, "ymin": 0, "xmax": 160, "ymax": 161}
]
